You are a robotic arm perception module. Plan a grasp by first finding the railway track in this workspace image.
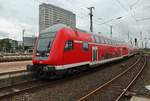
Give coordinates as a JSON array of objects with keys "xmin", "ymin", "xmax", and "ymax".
[
  {"xmin": 0, "ymin": 70, "xmax": 34, "ymax": 91},
  {"xmin": 0, "ymin": 79, "xmax": 51, "ymax": 99},
  {"xmin": 0, "ymin": 75, "xmax": 76, "ymax": 100},
  {"xmin": 78, "ymin": 54, "xmax": 146, "ymax": 101},
  {"xmin": 0, "ymin": 54, "xmax": 140, "ymax": 101},
  {"xmin": 0, "ymin": 70, "xmax": 31, "ymax": 79}
]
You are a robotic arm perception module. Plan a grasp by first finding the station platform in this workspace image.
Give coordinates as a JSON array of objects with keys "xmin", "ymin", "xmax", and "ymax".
[
  {"xmin": 0, "ymin": 61, "xmax": 32, "ymax": 73},
  {"xmin": 130, "ymin": 96, "xmax": 150, "ymax": 101}
]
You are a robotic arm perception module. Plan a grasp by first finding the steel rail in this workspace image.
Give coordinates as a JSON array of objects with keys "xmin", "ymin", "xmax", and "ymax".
[
  {"xmin": 78, "ymin": 55, "xmax": 142, "ymax": 101},
  {"xmin": 0, "ymin": 70, "xmax": 28, "ymax": 76},
  {"xmin": 115, "ymin": 56, "xmax": 146, "ymax": 101},
  {"xmin": 0, "ymin": 80, "xmax": 51, "ymax": 99},
  {"xmin": 0, "ymin": 79, "xmax": 37, "ymax": 90},
  {"xmin": 0, "ymin": 70, "xmax": 31, "ymax": 80},
  {"xmin": 0, "ymin": 55, "xmax": 140, "ymax": 100},
  {"xmin": 0, "ymin": 70, "xmax": 34, "ymax": 91}
]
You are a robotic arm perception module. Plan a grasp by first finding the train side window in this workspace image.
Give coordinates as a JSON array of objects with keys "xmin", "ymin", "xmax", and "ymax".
[
  {"xmin": 108, "ymin": 40, "xmax": 110, "ymax": 44},
  {"xmin": 99, "ymin": 37, "xmax": 102, "ymax": 44},
  {"xmin": 113, "ymin": 40, "xmax": 116, "ymax": 45},
  {"xmin": 112, "ymin": 40, "xmax": 115, "ymax": 45},
  {"xmin": 90, "ymin": 35, "xmax": 95, "ymax": 43},
  {"xmin": 64, "ymin": 40, "xmax": 73, "ymax": 50},
  {"xmin": 82, "ymin": 42, "xmax": 88, "ymax": 51},
  {"xmin": 110, "ymin": 40, "xmax": 112, "ymax": 44},
  {"xmin": 100, "ymin": 38, "xmax": 105, "ymax": 44},
  {"xmin": 95, "ymin": 36, "xmax": 100, "ymax": 43},
  {"xmin": 104, "ymin": 39, "xmax": 107, "ymax": 44},
  {"xmin": 108, "ymin": 39, "xmax": 112, "ymax": 45}
]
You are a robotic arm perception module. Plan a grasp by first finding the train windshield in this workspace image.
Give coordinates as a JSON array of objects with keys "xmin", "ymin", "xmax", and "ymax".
[
  {"xmin": 36, "ymin": 32, "xmax": 56, "ymax": 53},
  {"xmin": 36, "ymin": 24, "xmax": 68, "ymax": 53}
]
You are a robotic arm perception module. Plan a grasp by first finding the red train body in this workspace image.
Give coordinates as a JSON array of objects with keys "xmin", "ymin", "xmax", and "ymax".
[{"xmin": 27, "ymin": 24, "xmax": 134, "ymax": 77}]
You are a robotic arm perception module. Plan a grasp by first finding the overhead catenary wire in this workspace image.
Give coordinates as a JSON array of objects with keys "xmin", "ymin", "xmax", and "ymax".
[
  {"xmin": 130, "ymin": 0, "xmax": 140, "ymax": 9},
  {"xmin": 136, "ymin": 17, "xmax": 150, "ymax": 22},
  {"xmin": 114, "ymin": 0, "xmax": 141, "ymax": 38}
]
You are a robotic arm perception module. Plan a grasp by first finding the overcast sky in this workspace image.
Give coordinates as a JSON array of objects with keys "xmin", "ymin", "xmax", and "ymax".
[{"xmin": 0, "ymin": 0, "xmax": 150, "ymax": 47}]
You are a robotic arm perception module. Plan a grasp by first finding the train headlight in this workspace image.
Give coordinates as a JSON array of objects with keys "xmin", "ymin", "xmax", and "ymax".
[
  {"xmin": 45, "ymin": 53, "xmax": 50, "ymax": 56},
  {"xmin": 36, "ymin": 53, "xmax": 40, "ymax": 56}
]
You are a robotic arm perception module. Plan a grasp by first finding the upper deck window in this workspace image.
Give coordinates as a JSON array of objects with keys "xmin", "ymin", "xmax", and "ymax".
[
  {"xmin": 95, "ymin": 36, "xmax": 100, "ymax": 43},
  {"xmin": 90, "ymin": 35, "xmax": 95, "ymax": 43},
  {"xmin": 108, "ymin": 39, "xmax": 112, "ymax": 45},
  {"xmin": 99, "ymin": 37, "xmax": 103, "ymax": 44},
  {"xmin": 103, "ymin": 38, "xmax": 107, "ymax": 44}
]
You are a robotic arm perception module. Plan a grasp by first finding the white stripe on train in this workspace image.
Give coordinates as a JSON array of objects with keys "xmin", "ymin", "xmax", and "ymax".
[{"xmin": 54, "ymin": 56, "xmax": 126, "ymax": 70}]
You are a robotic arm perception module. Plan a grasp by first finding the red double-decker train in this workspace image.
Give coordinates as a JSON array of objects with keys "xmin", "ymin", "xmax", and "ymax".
[{"xmin": 27, "ymin": 24, "xmax": 135, "ymax": 77}]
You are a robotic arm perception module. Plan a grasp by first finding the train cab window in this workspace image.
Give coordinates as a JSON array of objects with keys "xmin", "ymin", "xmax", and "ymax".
[
  {"xmin": 82, "ymin": 42, "xmax": 88, "ymax": 51},
  {"xmin": 64, "ymin": 40, "xmax": 73, "ymax": 50}
]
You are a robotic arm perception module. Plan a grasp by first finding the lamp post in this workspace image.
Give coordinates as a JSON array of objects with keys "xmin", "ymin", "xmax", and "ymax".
[{"xmin": 22, "ymin": 29, "xmax": 25, "ymax": 52}]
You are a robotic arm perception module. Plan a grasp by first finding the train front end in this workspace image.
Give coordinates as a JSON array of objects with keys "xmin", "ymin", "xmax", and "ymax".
[{"xmin": 27, "ymin": 24, "xmax": 67, "ymax": 78}]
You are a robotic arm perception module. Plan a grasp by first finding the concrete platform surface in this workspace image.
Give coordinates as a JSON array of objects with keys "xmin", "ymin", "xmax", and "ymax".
[
  {"xmin": 130, "ymin": 96, "xmax": 150, "ymax": 101},
  {"xmin": 0, "ymin": 61, "xmax": 32, "ymax": 73}
]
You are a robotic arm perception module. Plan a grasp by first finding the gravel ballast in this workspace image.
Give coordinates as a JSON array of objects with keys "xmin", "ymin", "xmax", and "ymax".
[
  {"xmin": 1, "ymin": 55, "xmax": 139, "ymax": 101},
  {"xmin": 120, "ymin": 55, "xmax": 150, "ymax": 101}
]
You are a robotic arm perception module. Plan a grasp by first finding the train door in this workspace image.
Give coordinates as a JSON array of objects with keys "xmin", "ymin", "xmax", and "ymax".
[{"xmin": 92, "ymin": 46, "xmax": 98, "ymax": 62}]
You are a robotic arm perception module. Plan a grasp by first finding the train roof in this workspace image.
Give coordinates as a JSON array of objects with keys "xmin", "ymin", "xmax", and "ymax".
[
  {"xmin": 40, "ymin": 24, "xmax": 129, "ymax": 46},
  {"xmin": 40, "ymin": 24, "xmax": 70, "ymax": 34}
]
